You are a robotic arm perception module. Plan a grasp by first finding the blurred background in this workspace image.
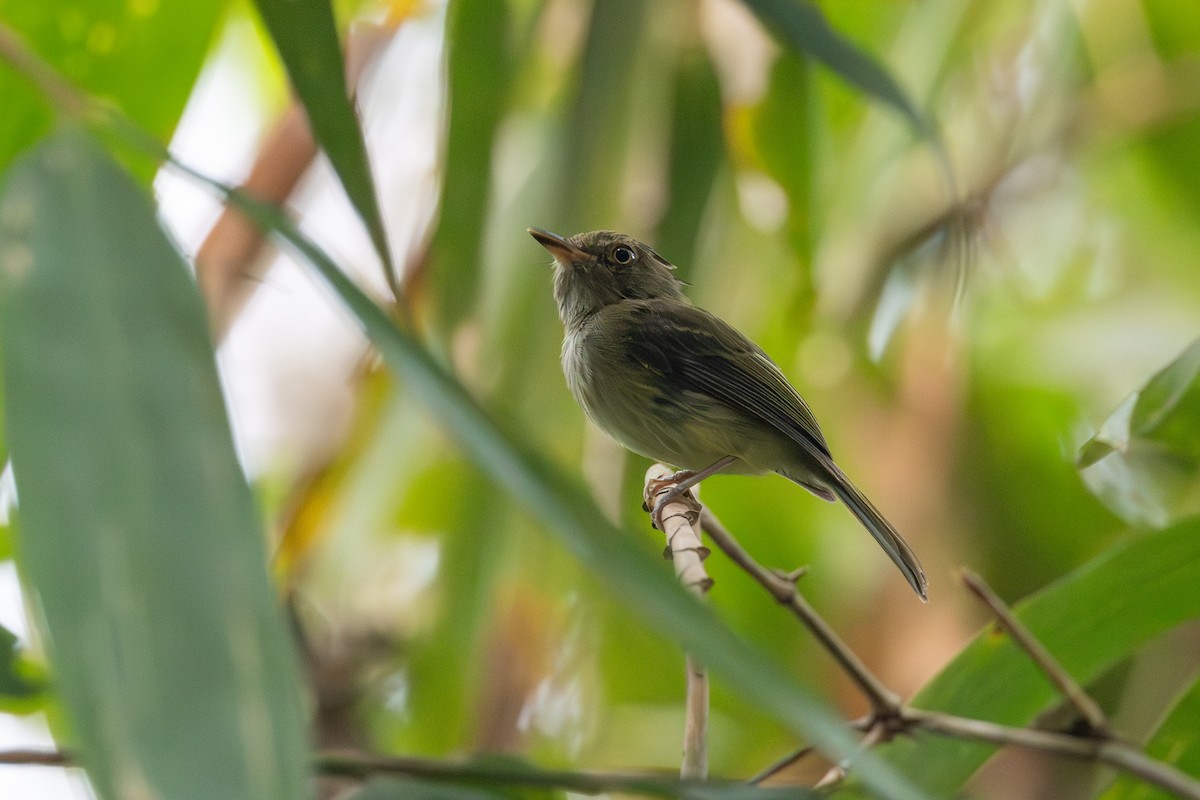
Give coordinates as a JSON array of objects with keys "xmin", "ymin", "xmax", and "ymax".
[{"xmin": 1, "ymin": 0, "xmax": 1199, "ymax": 797}]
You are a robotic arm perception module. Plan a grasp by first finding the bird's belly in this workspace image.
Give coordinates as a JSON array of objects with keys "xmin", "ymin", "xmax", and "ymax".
[{"xmin": 562, "ymin": 332, "xmax": 775, "ymax": 473}]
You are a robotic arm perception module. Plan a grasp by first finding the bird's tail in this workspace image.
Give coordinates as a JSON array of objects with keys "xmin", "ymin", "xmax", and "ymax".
[{"xmin": 822, "ymin": 465, "xmax": 928, "ymax": 602}]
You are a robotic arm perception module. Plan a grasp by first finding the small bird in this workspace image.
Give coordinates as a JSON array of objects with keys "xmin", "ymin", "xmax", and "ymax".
[{"xmin": 530, "ymin": 227, "xmax": 928, "ymax": 601}]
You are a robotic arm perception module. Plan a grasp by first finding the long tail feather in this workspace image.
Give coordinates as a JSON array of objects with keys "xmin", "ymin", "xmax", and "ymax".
[{"xmin": 822, "ymin": 466, "xmax": 928, "ymax": 601}]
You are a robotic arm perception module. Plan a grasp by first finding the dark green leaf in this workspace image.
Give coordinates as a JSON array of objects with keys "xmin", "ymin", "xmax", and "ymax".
[
  {"xmin": 0, "ymin": 620, "xmax": 43, "ymax": 712},
  {"xmin": 1101, "ymin": 678, "xmax": 1200, "ymax": 800},
  {"xmin": 0, "ymin": 130, "xmax": 309, "ymax": 800},
  {"xmin": 861, "ymin": 519, "xmax": 1200, "ymax": 795},
  {"xmin": 1130, "ymin": 338, "xmax": 1200, "ymax": 454},
  {"xmin": 250, "ymin": 0, "xmax": 394, "ymax": 282},
  {"xmin": 737, "ymin": 0, "xmax": 933, "ymax": 138}
]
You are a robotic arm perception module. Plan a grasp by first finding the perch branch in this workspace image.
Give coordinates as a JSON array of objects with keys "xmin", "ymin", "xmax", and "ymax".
[
  {"xmin": 908, "ymin": 710, "xmax": 1200, "ymax": 799},
  {"xmin": 699, "ymin": 507, "xmax": 903, "ymax": 717},
  {"xmin": 960, "ymin": 568, "xmax": 1110, "ymax": 736},
  {"xmin": 635, "ymin": 475, "xmax": 1200, "ymax": 799},
  {"xmin": 645, "ymin": 464, "xmax": 711, "ymax": 780}
]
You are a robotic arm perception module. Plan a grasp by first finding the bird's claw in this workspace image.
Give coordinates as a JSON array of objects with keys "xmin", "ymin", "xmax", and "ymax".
[{"xmin": 649, "ymin": 485, "xmax": 702, "ymax": 531}]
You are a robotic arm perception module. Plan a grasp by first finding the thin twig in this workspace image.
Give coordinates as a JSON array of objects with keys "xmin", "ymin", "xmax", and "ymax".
[
  {"xmin": 645, "ymin": 465, "xmax": 710, "ymax": 780},
  {"xmin": 748, "ymin": 744, "xmax": 817, "ymax": 785},
  {"xmin": 317, "ymin": 751, "xmax": 693, "ymax": 796},
  {"xmin": 0, "ymin": 24, "xmax": 91, "ymax": 119},
  {"xmin": 908, "ymin": 710, "xmax": 1200, "ymax": 800},
  {"xmin": 960, "ymin": 569, "xmax": 1110, "ymax": 735},
  {"xmin": 814, "ymin": 720, "xmax": 891, "ymax": 790},
  {"xmin": 697, "ymin": 507, "xmax": 1200, "ymax": 798},
  {"xmin": 0, "ymin": 748, "xmax": 731, "ymax": 797},
  {"xmin": 699, "ymin": 508, "xmax": 902, "ymax": 717},
  {"xmin": 682, "ymin": 655, "xmax": 709, "ymax": 780},
  {"xmin": 0, "ymin": 749, "xmax": 71, "ymax": 766}
]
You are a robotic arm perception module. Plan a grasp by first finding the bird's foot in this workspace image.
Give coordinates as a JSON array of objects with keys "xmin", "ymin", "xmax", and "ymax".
[{"xmin": 642, "ymin": 470, "xmax": 702, "ymax": 531}]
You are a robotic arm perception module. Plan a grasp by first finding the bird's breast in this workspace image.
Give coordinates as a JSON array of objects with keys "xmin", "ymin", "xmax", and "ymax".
[{"xmin": 560, "ymin": 319, "xmax": 766, "ymax": 472}]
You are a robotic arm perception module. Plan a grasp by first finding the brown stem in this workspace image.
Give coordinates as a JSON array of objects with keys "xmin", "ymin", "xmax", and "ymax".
[
  {"xmin": 814, "ymin": 721, "xmax": 891, "ymax": 790},
  {"xmin": 960, "ymin": 569, "xmax": 1110, "ymax": 735},
  {"xmin": 699, "ymin": 508, "xmax": 902, "ymax": 717},
  {"xmin": 909, "ymin": 709, "xmax": 1200, "ymax": 800}
]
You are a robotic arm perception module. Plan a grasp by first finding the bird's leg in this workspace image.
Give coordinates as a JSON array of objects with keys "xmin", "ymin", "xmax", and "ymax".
[{"xmin": 646, "ymin": 456, "xmax": 737, "ymax": 530}]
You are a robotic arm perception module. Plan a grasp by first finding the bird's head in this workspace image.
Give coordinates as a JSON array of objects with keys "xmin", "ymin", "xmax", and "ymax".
[{"xmin": 529, "ymin": 228, "xmax": 686, "ymax": 328}]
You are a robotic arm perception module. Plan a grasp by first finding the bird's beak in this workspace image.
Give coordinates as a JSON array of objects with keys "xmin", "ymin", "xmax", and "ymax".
[{"xmin": 528, "ymin": 227, "xmax": 587, "ymax": 264}]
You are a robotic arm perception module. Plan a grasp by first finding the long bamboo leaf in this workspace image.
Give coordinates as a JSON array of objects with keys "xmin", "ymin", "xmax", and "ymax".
[
  {"xmin": 738, "ymin": 0, "xmax": 933, "ymax": 138},
  {"xmin": 1101, "ymin": 679, "xmax": 1200, "ymax": 800},
  {"xmin": 251, "ymin": 0, "xmax": 395, "ymax": 284},
  {"xmin": 0, "ymin": 129, "xmax": 310, "ymax": 800}
]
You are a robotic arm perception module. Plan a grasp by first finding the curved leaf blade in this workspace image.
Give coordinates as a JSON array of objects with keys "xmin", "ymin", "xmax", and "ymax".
[
  {"xmin": 250, "ymin": 0, "xmax": 394, "ymax": 281},
  {"xmin": 0, "ymin": 130, "xmax": 310, "ymax": 800},
  {"xmin": 738, "ymin": 0, "xmax": 933, "ymax": 138},
  {"xmin": 1079, "ymin": 337, "xmax": 1200, "ymax": 526}
]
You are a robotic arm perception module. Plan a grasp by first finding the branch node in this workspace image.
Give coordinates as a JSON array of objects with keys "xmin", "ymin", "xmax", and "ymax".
[{"xmin": 771, "ymin": 565, "xmax": 810, "ymax": 584}]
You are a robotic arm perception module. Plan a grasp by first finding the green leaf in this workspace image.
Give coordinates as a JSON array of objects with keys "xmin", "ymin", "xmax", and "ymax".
[
  {"xmin": 1101, "ymin": 678, "xmax": 1200, "ymax": 800},
  {"xmin": 156, "ymin": 149, "xmax": 933, "ymax": 800},
  {"xmin": 860, "ymin": 519, "xmax": 1200, "ymax": 795},
  {"xmin": 0, "ymin": 620, "xmax": 44, "ymax": 712},
  {"xmin": 737, "ymin": 0, "xmax": 933, "ymax": 138},
  {"xmin": 0, "ymin": 130, "xmax": 309, "ymax": 800},
  {"xmin": 250, "ymin": 0, "xmax": 394, "ymax": 283},
  {"xmin": 1078, "ymin": 338, "xmax": 1200, "ymax": 526},
  {"xmin": 0, "ymin": 0, "xmax": 225, "ymax": 177},
  {"xmin": 426, "ymin": 0, "xmax": 512, "ymax": 337}
]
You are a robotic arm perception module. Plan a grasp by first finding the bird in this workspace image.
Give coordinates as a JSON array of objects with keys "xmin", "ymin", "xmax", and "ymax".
[{"xmin": 529, "ymin": 227, "xmax": 928, "ymax": 601}]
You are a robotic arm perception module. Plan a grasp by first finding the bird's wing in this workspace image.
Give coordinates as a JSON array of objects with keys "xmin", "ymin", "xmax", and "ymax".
[{"xmin": 619, "ymin": 299, "xmax": 831, "ymax": 459}]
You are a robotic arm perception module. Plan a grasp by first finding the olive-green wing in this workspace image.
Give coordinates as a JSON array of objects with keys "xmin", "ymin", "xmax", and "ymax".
[{"xmin": 620, "ymin": 299, "xmax": 830, "ymax": 459}]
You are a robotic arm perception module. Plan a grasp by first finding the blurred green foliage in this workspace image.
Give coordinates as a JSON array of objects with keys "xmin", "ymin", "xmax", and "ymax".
[
  {"xmin": 0, "ymin": 130, "xmax": 310, "ymax": 800},
  {"xmin": 0, "ymin": 0, "xmax": 1199, "ymax": 798}
]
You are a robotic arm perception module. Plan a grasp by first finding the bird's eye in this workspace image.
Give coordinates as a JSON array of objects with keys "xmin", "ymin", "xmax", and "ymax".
[{"xmin": 612, "ymin": 245, "xmax": 636, "ymax": 265}]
